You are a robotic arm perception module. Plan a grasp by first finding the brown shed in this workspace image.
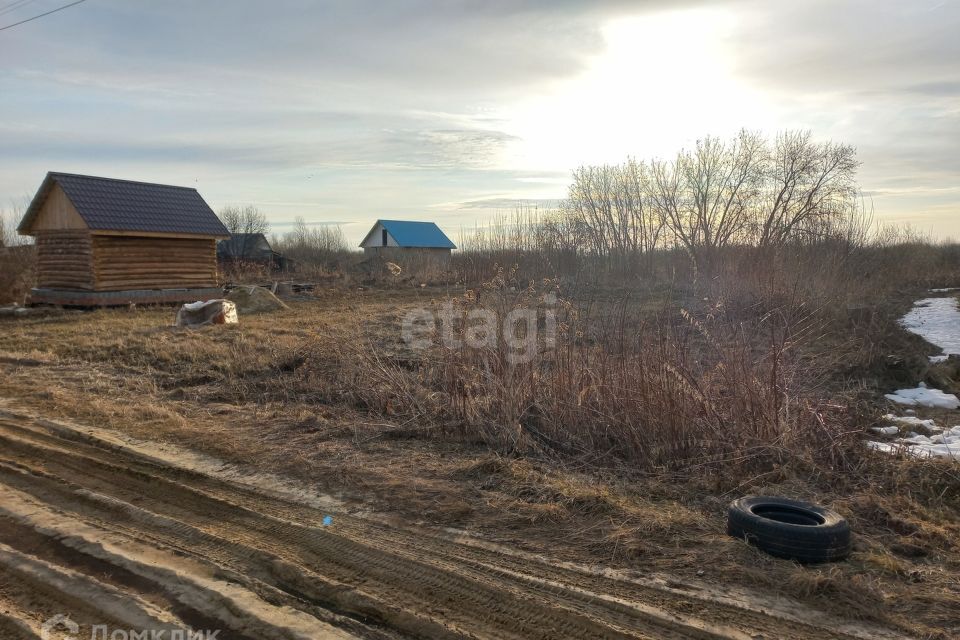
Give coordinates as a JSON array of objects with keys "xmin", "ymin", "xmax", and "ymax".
[{"xmin": 17, "ymin": 172, "xmax": 229, "ymax": 305}]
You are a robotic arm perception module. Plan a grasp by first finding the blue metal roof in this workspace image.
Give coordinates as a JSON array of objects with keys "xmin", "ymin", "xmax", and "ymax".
[{"xmin": 368, "ymin": 220, "xmax": 456, "ymax": 249}]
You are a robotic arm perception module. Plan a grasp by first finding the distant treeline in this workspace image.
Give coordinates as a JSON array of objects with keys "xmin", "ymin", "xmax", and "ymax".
[{"xmin": 460, "ymin": 130, "xmax": 881, "ymax": 274}]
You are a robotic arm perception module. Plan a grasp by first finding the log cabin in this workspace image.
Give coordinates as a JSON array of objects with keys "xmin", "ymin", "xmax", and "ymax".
[{"xmin": 17, "ymin": 172, "xmax": 230, "ymax": 306}]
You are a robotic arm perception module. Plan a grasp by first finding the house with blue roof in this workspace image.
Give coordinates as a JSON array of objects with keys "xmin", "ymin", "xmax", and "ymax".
[{"xmin": 359, "ymin": 220, "xmax": 456, "ymax": 260}]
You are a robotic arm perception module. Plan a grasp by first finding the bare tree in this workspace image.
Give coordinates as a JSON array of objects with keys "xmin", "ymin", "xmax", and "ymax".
[
  {"xmin": 218, "ymin": 205, "xmax": 270, "ymax": 258},
  {"xmin": 688, "ymin": 131, "xmax": 765, "ymax": 251},
  {"xmin": 569, "ymin": 165, "xmax": 615, "ymax": 259},
  {"xmin": 649, "ymin": 131, "xmax": 766, "ymax": 267},
  {"xmin": 570, "ymin": 133, "xmax": 770, "ymax": 271},
  {"xmin": 567, "ymin": 130, "xmax": 861, "ymax": 271},
  {"xmin": 758, "ymin": 131, "xmax": 859, "ymax": 247},
  {"xmin": 220, "ymin": 204, "xmax": 269, "ymax": 235},
  {"xmin": 568, "ymin": 159, "xmax": 665, "ymax": 272}
]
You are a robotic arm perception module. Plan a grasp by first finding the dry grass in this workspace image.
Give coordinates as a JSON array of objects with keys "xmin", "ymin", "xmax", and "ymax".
[
  {"xmin": 320, "ymin": 283, "xmax": 850, "ymax": 476},
  {"xmin": 1, "ymin": 244, "xmax": 960, "ymax": 637},
  {"xmin": 0, "ymin": 244, "xmax": 35, "ymax": 305},
  {"xmin": 317, "ymin": 241, "xmax": 960, "ymax": 479}
]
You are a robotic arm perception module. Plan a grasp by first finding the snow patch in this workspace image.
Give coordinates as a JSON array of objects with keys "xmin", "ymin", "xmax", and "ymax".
[
  {"xmin": 900, "ymin": 296, "xmax": 960, "ymax": 362},
  {"xmin": 870, "ymin": 426, "xmax": 900, "ymax": 435},
  {"xmin": 868, "ymin": 424, "xmax": 960, "ymax": 460},
  {"xmin": 884, "ymin": 383, "xmax": 960, "ymax": 409},
  {"xmin": 881, "ymin": 414, "xmax": 940, "ymax": 432},
  {"xmin": 866, "ymin": 441, "xmax": 901, "ymax": 454},
  {"xmin": 869, "ymin": 296, "xmax": 960, "ymax": 460}
]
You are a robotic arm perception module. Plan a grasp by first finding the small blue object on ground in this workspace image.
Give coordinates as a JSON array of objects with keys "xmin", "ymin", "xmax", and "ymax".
[{"xmin": 322, "ymin": 515, "xmax": 333, "ymax": 527}]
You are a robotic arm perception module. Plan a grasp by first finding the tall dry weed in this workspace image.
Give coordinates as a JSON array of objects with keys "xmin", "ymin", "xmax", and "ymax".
[{"xmin": 309, "ymin": 265, "xmax": 856, "ymax": 477}]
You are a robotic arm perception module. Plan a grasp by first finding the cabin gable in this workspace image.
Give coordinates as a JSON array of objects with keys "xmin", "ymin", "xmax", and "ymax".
[{"xmin": 23, "ymin": 183, "xmax": 88, "ymax": 233}]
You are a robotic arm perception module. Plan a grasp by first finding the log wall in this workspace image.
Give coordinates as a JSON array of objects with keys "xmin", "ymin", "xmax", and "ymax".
[
  {"xmin": 35, "ymin": 230, "xmax": 94, "ymax": 290},
  {"xmin": 92, "ymin": 236, "xmax": 219, "ymax": 291}
]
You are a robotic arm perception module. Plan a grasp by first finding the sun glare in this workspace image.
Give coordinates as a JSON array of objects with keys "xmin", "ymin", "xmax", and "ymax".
[{"xmin": 503, "ymin": 8, "xmax": 775, "ymax": 172}]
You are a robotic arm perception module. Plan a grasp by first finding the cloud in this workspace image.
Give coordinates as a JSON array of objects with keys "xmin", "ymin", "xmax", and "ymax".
[
  {"xmin": 458, "ymin": 197, "xmax": 562, "ymax": 209},
  {"xmin": 0, "ymin": 0, "xmax": 957, "ymax": 239},
  {"xmin": 734, "ymin": 0, "xmax": 959, "ymax": 94},
  {"xmin": 711, "ymin": 0, "xmax": 960, "ymax": 231},
  {"xmin": 267, "ymin": 219, "xmax": 354, "ymax": 228},
  {"xmin": 1, "ymin": 2, "xmax": 637, "ymax": 98}
]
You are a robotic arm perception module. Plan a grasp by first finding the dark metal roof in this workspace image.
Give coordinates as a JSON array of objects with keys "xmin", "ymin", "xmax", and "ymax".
[
  {"xmin": 18, "ymin": 172, "xmax": 229, "ymax": 237},
  {"xmin": 217, "ymin": 233, "xmax": 275, "ymax": 259}
]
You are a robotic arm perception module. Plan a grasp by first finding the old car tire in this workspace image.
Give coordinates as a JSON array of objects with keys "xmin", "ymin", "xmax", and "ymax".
[{"xmin": 727, "ymin": 496, "xmax": 851, "ymax": 563}]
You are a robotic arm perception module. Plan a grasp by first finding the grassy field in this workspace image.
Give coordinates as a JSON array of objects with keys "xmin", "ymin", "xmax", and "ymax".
[{"xmin": 1, "ymin": 271, "xmax": 958, "ymax": 638}]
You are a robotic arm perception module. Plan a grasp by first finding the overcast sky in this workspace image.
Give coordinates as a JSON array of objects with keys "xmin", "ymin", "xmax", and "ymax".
[{"xmin": 1, "ymin": 0, "xmax": 957, "ymax": 244}]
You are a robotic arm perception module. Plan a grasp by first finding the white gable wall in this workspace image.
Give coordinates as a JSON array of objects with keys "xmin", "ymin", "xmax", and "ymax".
[{"xmin": 360, "ymin": 222, "xmax": 399, "ymax": 248}]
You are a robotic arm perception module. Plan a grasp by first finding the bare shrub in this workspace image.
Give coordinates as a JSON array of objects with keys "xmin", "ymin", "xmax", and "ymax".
[
  {"xmin": 1, "ymin": 209, "xmax": 12, "ymax": 249},
  {"xmin": 273, "ymin": 217, "xmax": 350, "ymax": 269},
  {"xmin": 0, "ymin": 245, "xmax": 35, "ymax": 304},
  {"xmin": 308, "ymin": 267, "xmax": 854, "ymax": 477},
  {"xmin": 455, "ymin": 208, "xmax": 580, "ymax": 284},
  {"xmin": 219, "ymin": 258, "xmax": 272, "ymax": 284},
  {"xmin": 0, "ymin": 205, "xmax": 35, "ymax": 304}
]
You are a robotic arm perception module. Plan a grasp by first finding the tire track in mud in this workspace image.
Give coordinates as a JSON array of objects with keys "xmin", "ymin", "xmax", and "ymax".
[
  {"xmin": 0, "ymin": 615, "xmax": 39, "ymax": 640},
  {"xmin": 0, "ymin": 414, "xmax": 815, "ymax": 631},
  {"xmin": 0, "ymin": 450, "xmax": 684, "ymax": 640},
  {"xmin": 0, "ymin": 424, "xmax": 740, "ymax": 639},
  {"xmin": 0, "ymin": 410, "xmax": 908, "ymax": 640}
]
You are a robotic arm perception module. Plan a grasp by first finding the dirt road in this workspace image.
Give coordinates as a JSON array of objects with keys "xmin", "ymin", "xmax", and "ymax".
[{"xmin": 0, "ymin": 404, "xmax": 904, "ymax": 640}]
